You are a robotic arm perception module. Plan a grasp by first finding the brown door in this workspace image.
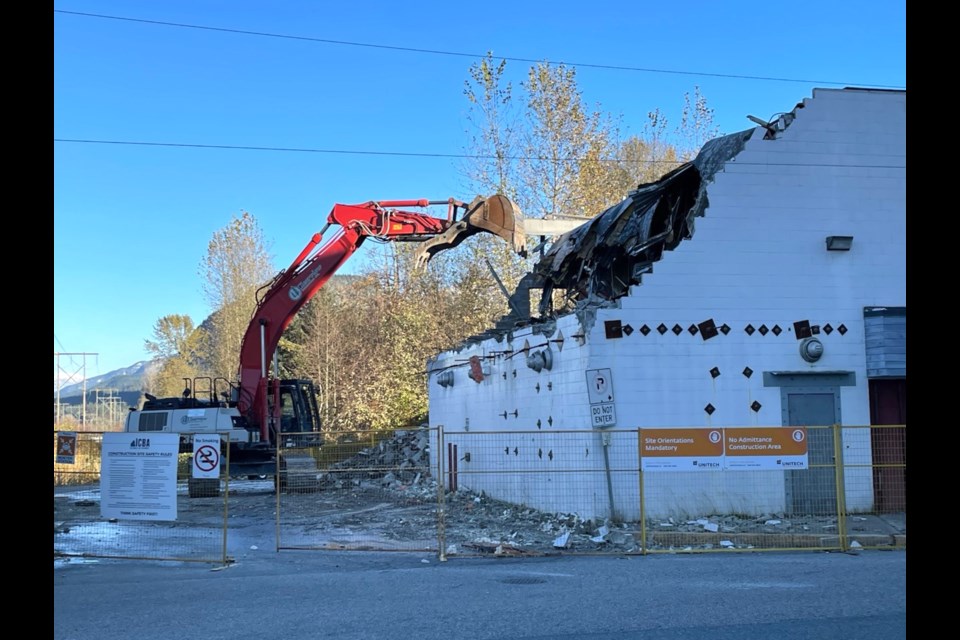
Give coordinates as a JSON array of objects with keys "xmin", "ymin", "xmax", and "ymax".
[{"xmin": 869, "ymin": 379, "xmax": 906, "ymax": 512}]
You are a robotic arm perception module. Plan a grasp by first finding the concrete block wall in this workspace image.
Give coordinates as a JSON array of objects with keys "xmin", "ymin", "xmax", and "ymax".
[{"xmin": 428, "ymin": 88, "xmax": 905, "ymax": 521}]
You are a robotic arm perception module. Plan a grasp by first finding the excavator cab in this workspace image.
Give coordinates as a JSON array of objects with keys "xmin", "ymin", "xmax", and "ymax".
[{"xmin": 266, "ymin": 378, "xmax": 323, "ymax": 445}]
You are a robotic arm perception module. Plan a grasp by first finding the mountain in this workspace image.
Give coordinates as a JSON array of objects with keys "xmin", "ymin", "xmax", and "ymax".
[{"xmin": 55, "ymin": 361, "xmax": 158, "ymax": 407}]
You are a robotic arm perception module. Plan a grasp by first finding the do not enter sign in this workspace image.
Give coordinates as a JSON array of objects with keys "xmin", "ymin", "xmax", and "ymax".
[{"xmin": 192, "ymin": 434, "xmax": 221, "ymax": 479}]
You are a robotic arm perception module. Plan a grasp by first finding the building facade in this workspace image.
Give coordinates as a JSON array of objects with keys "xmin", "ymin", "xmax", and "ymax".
[{"xmin": 427, "ymin": 88, "xmax": 906, "ymax": 521}]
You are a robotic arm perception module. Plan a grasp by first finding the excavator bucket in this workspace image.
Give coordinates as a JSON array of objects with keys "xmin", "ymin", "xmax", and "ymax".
[{"xmin": 415, "ymin": 194, "xmax": 526, "ymax": 267}]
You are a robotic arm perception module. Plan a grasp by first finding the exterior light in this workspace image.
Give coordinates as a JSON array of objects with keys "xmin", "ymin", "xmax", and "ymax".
[{"xmin": 825, "ymin": 235, "xmax": 853, "ymax": 251}]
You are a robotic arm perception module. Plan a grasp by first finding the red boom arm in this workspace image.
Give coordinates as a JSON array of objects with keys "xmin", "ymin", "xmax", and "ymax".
[{"xmin": 236, "ymin": 199, "xmax": 464, "ymax": 441}]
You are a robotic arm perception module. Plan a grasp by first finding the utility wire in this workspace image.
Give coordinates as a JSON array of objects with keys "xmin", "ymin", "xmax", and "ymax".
[
  {"xmin": 53, "ymin": 138, "xmax": 905, "ymax": 169},
  {"xmin": 53, "ymin": 10, "xmax": 905, "ymax": 89}
]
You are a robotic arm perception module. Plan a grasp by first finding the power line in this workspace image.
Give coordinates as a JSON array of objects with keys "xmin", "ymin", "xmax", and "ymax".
[
  {"xmin": 53, "ymin": 9, "xmax": 905, "ymax": 89},
  {"xmin": 53, "ymin": 138, "xmax": 682, "ymax": 164},
  {"xmin": 53, "ymin": 138, "xmax": 905, "ymax": 169}
]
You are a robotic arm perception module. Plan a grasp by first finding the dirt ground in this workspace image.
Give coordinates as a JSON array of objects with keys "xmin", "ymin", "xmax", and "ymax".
[
  {"xmin": 55, "ymin": 470, "xmax": 906, "ymax": 560},
  {"xmin": 53, "ymin": 429, "xmax": 905, "ymax": 558}
]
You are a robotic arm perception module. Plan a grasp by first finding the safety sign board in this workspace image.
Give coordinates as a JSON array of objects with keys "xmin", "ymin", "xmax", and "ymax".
[
  {"xmin": 640, "ymin": 428, "xmax": 724, "ymax": 471},
  {"xmin": 639, "ymin": 427, "xmax": 809, "ymax": 471},
  {"xmin": 724, "ymin": 427, "xmax": 808, "ymax": 470},
  {"xmin": 101, "ymin": 433, "xmax": 179, "ymax": 521},
  {"xmin": 192, "ymin": 434, "xmax": 222, "ymax": 479},
  {"xmin": 56, "ymin": 431, "xmax": 77, "ymax": 464}
]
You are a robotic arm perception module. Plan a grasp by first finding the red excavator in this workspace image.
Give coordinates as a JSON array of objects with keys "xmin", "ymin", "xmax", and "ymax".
[{"xmin": 124, "ymin": 195, "xmax": 525, "ymax": 496}]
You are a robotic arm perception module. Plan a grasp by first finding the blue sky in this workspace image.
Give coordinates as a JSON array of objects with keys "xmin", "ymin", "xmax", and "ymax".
[{"xmin": 53, "ymin": 1, "xmax": 906, "ymax": 380}]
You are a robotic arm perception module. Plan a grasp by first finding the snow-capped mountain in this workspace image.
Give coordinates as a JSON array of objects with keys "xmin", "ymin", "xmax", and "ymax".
[{"xmin": 56, "ymin": 360, "xmax": 156, "ymax": 397}]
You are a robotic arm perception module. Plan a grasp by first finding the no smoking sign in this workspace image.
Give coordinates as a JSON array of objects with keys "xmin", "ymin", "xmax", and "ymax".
[{"xmin": 192, "ymin": 435, "xmax": 222, "ymax": 479}]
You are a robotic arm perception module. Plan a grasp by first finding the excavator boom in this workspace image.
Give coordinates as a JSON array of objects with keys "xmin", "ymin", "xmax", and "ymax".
[{"xmin": 238, "ymin": 194, "xmax": 525, "ymax": 441}]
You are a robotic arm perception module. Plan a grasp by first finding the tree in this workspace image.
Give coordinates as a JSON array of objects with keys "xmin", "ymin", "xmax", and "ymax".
[
  {"xmin": 199, "ymin": 211, "xmax": 274, "ymax": 380},
  {"xmin": 676, "ymin": 85, "xmax": 720, "ymax": 161},
  {"xmin": 143, "ymin": 314, "xmax": 202, "ymax": 398},
  {"xmin": 144, "ymin": 314, "xmax": 198, "ymax": 360},
  {"xmin": 519, "ymin": 61, "xmax": 620, "ymax": 219}
]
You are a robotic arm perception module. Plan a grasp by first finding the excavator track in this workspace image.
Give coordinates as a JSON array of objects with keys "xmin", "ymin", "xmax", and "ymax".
[{"xmin": 279, "ymin": 453, "xmax": 320, "ymax": 493}]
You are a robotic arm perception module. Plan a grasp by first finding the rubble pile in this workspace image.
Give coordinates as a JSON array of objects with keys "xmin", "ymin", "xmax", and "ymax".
[{"xmin": 321, "ymin": 428, "xmax": 432, "ymax": 492}]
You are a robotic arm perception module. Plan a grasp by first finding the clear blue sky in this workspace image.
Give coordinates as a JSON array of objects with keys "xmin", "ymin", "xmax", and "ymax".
[{"xmin": 53, "ymin": 0, "xmax": 906, "ymax": 379}]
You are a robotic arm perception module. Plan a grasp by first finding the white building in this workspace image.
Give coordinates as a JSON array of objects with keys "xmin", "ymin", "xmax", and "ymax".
[{"xmin": 427, "ymin": 88, "xmax": 906, "ymax": 522}]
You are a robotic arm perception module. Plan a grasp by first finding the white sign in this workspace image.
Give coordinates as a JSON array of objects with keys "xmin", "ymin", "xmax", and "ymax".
[
  {"xmin": 590, "ymin": 402, "xmax": 617, "ymax": 428},
  {"xmin": 101, "ymin": 433, "xmax": 179, "ymax": 521},
  {"xmin": 586, "ymin": 369, "xmax": 615, "ymax": 404},
  {"xmin": 192, "ymin": 434, "xmax": 222, "ymax": 479}
]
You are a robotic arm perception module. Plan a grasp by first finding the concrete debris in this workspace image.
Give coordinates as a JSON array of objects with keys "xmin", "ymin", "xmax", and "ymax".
[
  {"xmin": 850, "ymin": 540, "xmax": 863, "ymax": 549},
  {"xmin": 322, "ymin": 428, "xmax": 431, "ymax": 491},
  {"xmin": 307, "ymin": 431, "xmax": 904, "ymax": 555},
  {"xmin": 464, "ymin": 541, "xmax": 540, "ymax": 557}
]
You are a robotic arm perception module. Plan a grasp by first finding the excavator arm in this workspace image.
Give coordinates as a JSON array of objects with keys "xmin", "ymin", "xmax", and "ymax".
[{"xmin": 236, "ymin": 194, "xmax": 525, "ymax": 441}]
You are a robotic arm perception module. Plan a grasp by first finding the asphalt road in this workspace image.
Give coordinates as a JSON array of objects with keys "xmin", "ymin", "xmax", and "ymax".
[{"xmin": 54, "ymin": 549, "xmax": 905, "ymax": 640}]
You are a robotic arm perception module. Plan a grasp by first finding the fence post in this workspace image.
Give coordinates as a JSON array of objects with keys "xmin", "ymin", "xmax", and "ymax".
[
  {"xmin": 832, "ymin": 423, "xmax": 849, "ymax": 551},
  {"xmin": 637, "ymin": 429, "xmax": 647, "ymax": 555},
  {"xmin": 436, "ymin": 425, "xmax": 447, "ymax": 562},
  {"xmin": 221, "ymin": 436, "xmax": 230, "ymax": 566}
]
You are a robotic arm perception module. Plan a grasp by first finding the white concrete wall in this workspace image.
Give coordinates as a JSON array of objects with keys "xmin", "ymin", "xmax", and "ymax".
[{"xmin": 428, "ymin": 88, "xmax": 906, "ymax": 521}]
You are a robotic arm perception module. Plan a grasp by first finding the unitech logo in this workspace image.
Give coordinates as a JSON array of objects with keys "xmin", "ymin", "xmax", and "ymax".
[{"xmin": 288, "ymin": 263, "xmax": 324, "ymax": 301}]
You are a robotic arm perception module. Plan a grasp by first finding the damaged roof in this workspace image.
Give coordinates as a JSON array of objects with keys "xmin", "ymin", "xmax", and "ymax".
[
  {"xmin": 532, "ymin": 128, "xmax": 754, "ymax": 316},
  {"xmin": 449, "ymin": 127, "xmax": 756, "ymax": 349}
]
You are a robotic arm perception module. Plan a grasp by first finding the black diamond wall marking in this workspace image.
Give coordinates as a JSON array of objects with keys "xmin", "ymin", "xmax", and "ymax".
[
  {"xmin": 710, "ymin": 367, "xmax": 720, "ymax": 379},
  {"xmin": 793, "ymin": 320, "xmax": 812, "ymax": 339},
  {"xmin": 838, "ymin": 324, "xmax": 848, "ymax": 335},
  {"xmin": 699, "ymin": 319, "xmax": 719, "ymax": 340},
  {"xmin": 758, "ymin": 324, "xmax": 769, "ymax": 336},
  {"xmin": 704, "ymin": 403, "xmax": 716, "ymax": 415},
  {"xmin": 623, "ymin": 324, "xmax": 634, "ymax": 336},
  {"xmin": 672, "ymin": 324, "xmax": 683, "ymax": 335},
  {"xmin": 688, "ymin": 324, "xmax": 699, "ymax": 335},
  {"xmin": 823, "ymin": 324, "xmax": 833, "ymax": 335},
  {"xmin": 640, "ymin": 324, "xmax": 651, "ymax": 336},
  {"xmin": 745, "ymin": 324, "xmax": 755, "ymax": 336},
  {"xmin": 743, "ymin": 367, "xmax": 753, "ymax": 378},
  {"xmin": 604, "ymin": 320, "xmax": 623, "ymax": 339},
  {"xmin": 772, "ymin": 325, "xmax": 782, "ymax": 336},
  {"xmin": 657, "ymin": 323, "xmax": 668, "ymax": 335},
  {"xmin": 811, "ymin": 325, "xmax": 821, "ymax": 335},
  {"xmin": 750, "ymin": 401, "xmax": 762, "ymax": 412},
  {"xmin": 719, "ymin": 324, "xmax": 731, "ymax": 335}
]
